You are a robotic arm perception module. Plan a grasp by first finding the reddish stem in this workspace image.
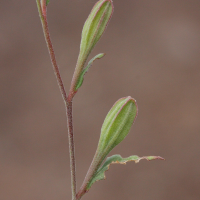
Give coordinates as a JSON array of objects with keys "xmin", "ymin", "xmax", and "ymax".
[{"xmin": 36, "ymin": 1, "xmax": 77, "ymax": 199}]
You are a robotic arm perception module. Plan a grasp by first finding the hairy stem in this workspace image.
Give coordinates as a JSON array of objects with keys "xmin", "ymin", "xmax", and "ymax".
[
  {"xmin": 36, "ymin": 0, "xmax": 68, "ymax": 104},
  {"xmin": 66, "ymin": 100, "xmax": 77, "ymax": 200},
  {"xmin": 68, "ymin": 56, "xmax": 86, "ymax": 100},
  {"xmin": 76, "ymin": 151, "xmax": 105, "ymax": 200},
  {"xmin": 36, "ymin": 1, "xmax": 77, "ymax": 199}
]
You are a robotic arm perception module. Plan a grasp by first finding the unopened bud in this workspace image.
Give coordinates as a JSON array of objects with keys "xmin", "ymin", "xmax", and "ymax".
[
  {"xmin": 97, "ymin": 96, "xmax": 138, "ymax": 157},
  {"xmin": 79, "ymin": 0, "xmax": 113, "ymax": 64}
]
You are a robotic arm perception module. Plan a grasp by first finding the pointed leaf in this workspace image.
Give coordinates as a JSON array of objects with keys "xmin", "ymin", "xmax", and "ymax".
[
  {"xmin": 75, "ymin": 53, "xmax": 105, "ymax": 90},
  {"xmin": 87, "ymin": 154, "xmax": 164, "ymax": 190},
  {"xmin": 46, "ymin": 0, "xmax": 50, "ymax": 6}
]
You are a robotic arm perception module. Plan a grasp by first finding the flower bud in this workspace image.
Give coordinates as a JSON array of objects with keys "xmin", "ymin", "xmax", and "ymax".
[
  {"xmin": 97, "ymin": 96, "xmax": 138, "ymax": 157},
  {"xmin": 78, "ymin": 0, "xmax": 113, "ymax": 64}
]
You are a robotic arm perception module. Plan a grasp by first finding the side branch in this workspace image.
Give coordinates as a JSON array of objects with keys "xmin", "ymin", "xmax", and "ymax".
[{"xmin": 36, "ymin": 0, "xmax": 68, "ymax": 105}]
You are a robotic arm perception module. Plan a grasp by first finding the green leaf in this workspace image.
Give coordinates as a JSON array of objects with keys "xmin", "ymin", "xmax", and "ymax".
[
  {"xmin": 75, "ymin": 53, "xmax": 105, "ymax": 91},
  {"xmin": 46, "ymin": 0, "xmax": 50, "ymax": 6},
  {"xmin": 87, "ymin": 154, "xmax": 164, "ymax": 190}
]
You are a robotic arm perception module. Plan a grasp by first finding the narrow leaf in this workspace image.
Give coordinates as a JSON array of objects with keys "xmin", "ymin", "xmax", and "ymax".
[
  {"xmin": 75, "ymin": 53, "xmax": 105, "ymax": 90},
  {"xmin": 87, "ymin": 154, "xmax": 164, "ymax": 190},
  {"xmin": 46, "ymin": 0, "xmax": 50, "ymax": 6}
]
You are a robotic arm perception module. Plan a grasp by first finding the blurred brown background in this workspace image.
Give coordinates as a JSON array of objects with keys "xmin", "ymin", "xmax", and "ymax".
[{"xmin": 1, "ymin": 0, "xmax": 200, "ymax": 200}]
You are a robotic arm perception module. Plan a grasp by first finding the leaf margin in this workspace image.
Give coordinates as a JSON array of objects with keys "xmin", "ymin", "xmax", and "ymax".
[
  {"xmin": 87, "ymin": 154, "xmax": 164, "ymax": 190},
  {"xmin": 75, "ymin": 53, "xmax": 105, "ymax": 90}
]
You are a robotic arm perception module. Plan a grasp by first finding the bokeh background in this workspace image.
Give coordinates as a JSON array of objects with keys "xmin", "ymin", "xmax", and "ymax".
[{"xmin": 1, "ymin": 0, "xmax": 200, "ymax": 200}]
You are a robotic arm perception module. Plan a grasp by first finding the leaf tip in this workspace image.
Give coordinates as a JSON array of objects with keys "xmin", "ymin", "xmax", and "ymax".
[
  {"xmin": 46, "ymin": 0, "xmax": 50, "ymax": 6},
  {"xmin": 135, "ymin": 156, "xmax": 165, "ymax": 163}
]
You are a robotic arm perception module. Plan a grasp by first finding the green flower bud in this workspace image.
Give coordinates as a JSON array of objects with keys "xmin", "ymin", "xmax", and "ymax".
[
  {"xmin": 70, "ymin": 0, "xmax": 113, "ymax": 95},
  {"xmin": 77, "ymin": 97, "xmax": 138, "ymax": 195},
  {"xmin": 97, "ymin": 96, "xmax": 138, "ymax": 158},
  {"xmin": 78, "ymin": 0, "xmax": 113, "ymax": 65}
]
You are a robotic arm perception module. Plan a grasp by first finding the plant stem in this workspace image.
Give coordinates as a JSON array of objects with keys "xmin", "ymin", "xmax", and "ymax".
[
  {"xmin": 36, "ymin": 1, "xmax": 77, "ymax": 199},
  {"xmin": 36, "ymin": 0, "xmax": 68, "ymax": 104},
  {"xmin": 76, "ymin": 151, "xmax": 105, "ymax": 200},
  {"xmin": 68, "ymin": 56, "xmax": 87, "ymax": 100},
  {"xmin": 76, "ymin": 156, "xmax": 98, "ymax": 200},
  {"xmin": 66, "ymin": 100, "xmax": 77, "ymax": 200}
]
